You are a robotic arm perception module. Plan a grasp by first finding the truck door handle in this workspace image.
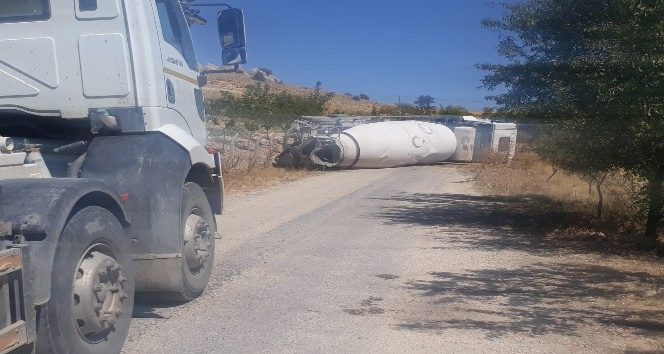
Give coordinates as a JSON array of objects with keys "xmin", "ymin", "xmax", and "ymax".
[{"xmin": 166, "ymin": 79, "xmax": 175, "ymax": 104}]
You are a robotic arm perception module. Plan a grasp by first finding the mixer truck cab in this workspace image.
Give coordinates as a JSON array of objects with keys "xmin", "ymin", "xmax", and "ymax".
[{"xmin": 0, "ymin": 1, "xmax": 245, "ymax": 353}]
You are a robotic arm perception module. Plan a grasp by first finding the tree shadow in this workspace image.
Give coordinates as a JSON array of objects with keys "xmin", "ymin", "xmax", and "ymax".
[
  {"xmin": 373, "ymin": 192, "xmax": 608, "ymax": 255},
  {"xmin": 372, "ymin": 192, "xmax": 664, "ymax": 344},
  {"xmin": 374, "ymin": 193, "xmax": 565, "ymax": 229},
  {"xmin": 399, "ymin": 263, "xmax": 664, "ymax": 338}
]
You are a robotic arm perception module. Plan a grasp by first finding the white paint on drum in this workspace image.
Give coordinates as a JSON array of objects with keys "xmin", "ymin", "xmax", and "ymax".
[{"xmin": 334, "ymin": 121, "xmax": 458, "ymax": 169}]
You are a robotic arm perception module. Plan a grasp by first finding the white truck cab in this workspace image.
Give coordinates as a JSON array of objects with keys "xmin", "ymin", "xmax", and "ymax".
[{"xmin": 0, "ymin": 1, "xmax": 246, "ymax": 353}]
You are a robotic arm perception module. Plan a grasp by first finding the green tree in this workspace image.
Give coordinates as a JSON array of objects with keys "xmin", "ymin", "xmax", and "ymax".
[
  {"xmin": 306, "ymin": 81, "xmax": 335, "ymax": 114},
  {"xmin": 438, "ymin": 104, "xmax": 470, "ymax": 115},
  {"xmin": 481, "ymin": 107, "xmax": 497, "ymax": 118},
  {"xmin": 535, "ymin": 124, "xmax": 616, "ymax": 218},
  {"xmin": 478, "ymin": 0, "xmax": 664, "ymax": 237},
  {"xmin": 414, "ymin": 95, "xmax": 436, "ymax": 113}
]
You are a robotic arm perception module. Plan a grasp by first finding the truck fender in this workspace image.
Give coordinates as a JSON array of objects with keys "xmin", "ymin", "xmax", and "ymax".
[
  {"xmin": 155, "ymin": 124, "xmax": 215, "ymax": 168},
  {"xmin": 187, "ymin": 158, "xmax": 224, "ymax": 215},
  {"xmin": 0, "ymin": 178, "xmax": 129, "ymax": 305},
  {"xmin": 80, "ymin": 133, "xmax": 222, "ymax": 293}
]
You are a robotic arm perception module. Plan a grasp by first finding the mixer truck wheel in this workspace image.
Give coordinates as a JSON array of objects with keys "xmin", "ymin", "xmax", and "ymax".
[
  {"xmin": 165, "ymin": 182, "xmax": 216, "ymax": 302},
  {"xmin": 34, "ymin": 206, "xmax": 135, "ymax": 354}
]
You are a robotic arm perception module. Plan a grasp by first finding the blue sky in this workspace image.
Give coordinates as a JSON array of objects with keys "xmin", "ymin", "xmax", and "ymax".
[{"xmin": 189, "ymin": 1, "xmax": 512, "ymax": 111}]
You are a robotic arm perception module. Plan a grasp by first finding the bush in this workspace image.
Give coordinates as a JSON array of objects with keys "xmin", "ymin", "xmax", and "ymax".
[
  {"xmin": 206, "ymin": 81, "xmax": 334, "ymax": 133},
  {"xmin": 258, "ymin": 67, "xmax": 273, "ymax": 76},
  {"xmin": 438, "ymin": 104, "xmax": 469, "ymax": 115},
  {"xmin": 251, "ymin": 70, "xmax": 267, "ymax": 82},
  {"xmin": 395, "ymin": 103, "xmax": 421, "ymax": 115}
]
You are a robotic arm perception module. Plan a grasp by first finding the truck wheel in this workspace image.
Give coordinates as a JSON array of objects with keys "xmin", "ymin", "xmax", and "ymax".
[
  {"xmin": 168, "ymin": 182, "xmax": 216, "ymax": 302},
  {"xmin": 35, "ymin": 206, "xmax": 135, "ymax": 354}
]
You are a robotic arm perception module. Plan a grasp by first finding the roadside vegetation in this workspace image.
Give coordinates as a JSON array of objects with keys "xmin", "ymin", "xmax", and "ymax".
[
  {"xmin": 206, "ymin": 80, "xmax": 333, "ymax": 133},
  {"xmin": 205, "ymin": 81, "xmax": 333, "ymax": 194},
  {"xmin": 473, "ymin": 145, "xmax": 662, "ymax": 254},
  {"xmin": 477, "ymin": 0, "xmax": 664, "ymax": 250}
]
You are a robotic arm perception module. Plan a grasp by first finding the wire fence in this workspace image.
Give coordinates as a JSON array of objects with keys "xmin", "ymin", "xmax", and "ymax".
[{"xmin": 207, "ymin": 128, "xmax": 283, "ymax": 170}]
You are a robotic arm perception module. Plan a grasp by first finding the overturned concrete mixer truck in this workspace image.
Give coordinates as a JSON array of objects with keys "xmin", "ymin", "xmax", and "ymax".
[{"xmin": 275, "ymin": 116, "xmax": 516, "ymax": 168}]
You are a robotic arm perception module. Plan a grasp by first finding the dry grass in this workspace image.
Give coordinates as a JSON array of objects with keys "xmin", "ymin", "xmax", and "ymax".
[
  {"xmin": 223, "ymin": 166, "xmax": 315, "ymax": 196},
  {"xmin": 206, "ymin": 127, "xmax": 316, "ymax": 196},
  {"xmin": 473, "ymin": 146, "xmax": 661, "ymax": 253},
  {"xmin": 476, "ymin": 148, "xmax": 640, "ymax": 217},
  {"xmin": 473, "ymin": 146, "xmax": 664, "ymax": 314}
]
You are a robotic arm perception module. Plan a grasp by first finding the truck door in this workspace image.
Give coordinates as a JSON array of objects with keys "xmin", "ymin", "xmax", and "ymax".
[{"xmin": 153, "ymin": 0, "xmax": 207, "ymax": 144}]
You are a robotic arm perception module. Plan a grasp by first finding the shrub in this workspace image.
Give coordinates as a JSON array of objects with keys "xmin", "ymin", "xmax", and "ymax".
[{"xmin": 206, "ymin": 81, "xmax": 334, "ymax": 133}]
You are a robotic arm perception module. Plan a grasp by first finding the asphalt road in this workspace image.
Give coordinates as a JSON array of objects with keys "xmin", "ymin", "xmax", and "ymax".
[{"xmin": 122, "ymin": 165, "xmax": 664, "ymax": 354}]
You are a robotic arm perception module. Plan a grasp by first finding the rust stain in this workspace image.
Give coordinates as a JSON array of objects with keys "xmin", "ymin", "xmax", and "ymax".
[
  {"xmin": 0, "ymin": 250, "xmax": 21, "ymax": 273},
  {"xmin": 0, "ymin": 322, "xmax": 26, "ymax": 351}
]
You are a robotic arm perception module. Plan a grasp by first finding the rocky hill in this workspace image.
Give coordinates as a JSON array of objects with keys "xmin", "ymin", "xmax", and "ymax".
[{"xmin": 201, "ymin": 68, "xmax": 396, "ymax": 116}]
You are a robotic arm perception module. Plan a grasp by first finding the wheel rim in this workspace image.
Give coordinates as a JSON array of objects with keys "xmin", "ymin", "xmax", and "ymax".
[
  {"xmin": 72, "ymin": 245, "xmax": 129, "ymax": 343},
  {"xmin": 183, "ymin": 210, "xmax": 212, "ymax": 273}
]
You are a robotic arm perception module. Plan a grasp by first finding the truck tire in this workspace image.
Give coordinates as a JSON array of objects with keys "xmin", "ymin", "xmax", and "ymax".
[
  {"xmin": 35, "ymin": 206, "xmax": 135, "ymax": 354},
  {"xmin": 165, "ymin": 182, "xmax": 216, "ymax": 302}
]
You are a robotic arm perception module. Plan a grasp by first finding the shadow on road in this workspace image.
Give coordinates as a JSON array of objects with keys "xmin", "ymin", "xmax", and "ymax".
[
  {"xmin": 373, "ymin": 192, "xmax": 664, "ymax": 344},
  {"xmin": 374, "ymin": 192, "xmax": 564, "ymax": 228},
  {"xmin": 131, "ymin": 295, "xmax": 184, "ymax": 319},
  {"xmin": 400, "ymin": 263, "xmax": 664, "ymax": 337},
  {"xmin": 375, "ymin": 192, "xmax": 608, "ymax": 255}
]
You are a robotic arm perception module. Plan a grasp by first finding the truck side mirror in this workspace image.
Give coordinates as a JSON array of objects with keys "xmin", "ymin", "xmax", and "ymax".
[
  {"xmin": 218, "ymin": 8, "xmax": 246, "ymax": 65},
  {"xmin": 222, "ymin": 48, "xmax": 247, "ymax": 66},
  {"xmin": 218, "ymin": 8, "xmax": 246, "ymax": 49}
]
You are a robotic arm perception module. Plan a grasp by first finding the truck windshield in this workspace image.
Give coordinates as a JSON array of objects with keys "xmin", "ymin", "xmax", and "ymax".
[{"xmin": 0, "ymin": 0, "xmax": 50, "ymax": 23}]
